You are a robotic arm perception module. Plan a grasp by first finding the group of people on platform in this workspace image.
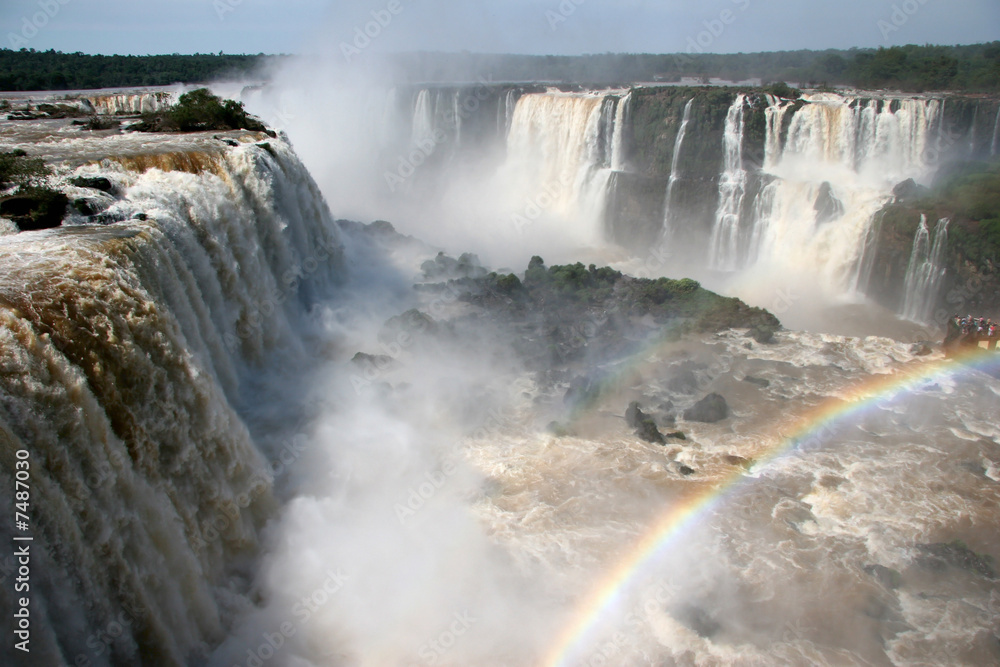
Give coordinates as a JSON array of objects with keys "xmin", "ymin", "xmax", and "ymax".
[{"xmin": 952, "ymin": 315, "xmax": 998, "ymax": 338}]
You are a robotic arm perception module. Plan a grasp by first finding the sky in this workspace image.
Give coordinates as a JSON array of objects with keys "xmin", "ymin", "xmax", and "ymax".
[{"xmin": 1, "ymin": 0, "xmax": 998, "ymax": 56}]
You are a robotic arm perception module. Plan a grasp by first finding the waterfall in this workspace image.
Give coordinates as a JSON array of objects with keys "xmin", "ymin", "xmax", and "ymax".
[
  {"xmin": 763, "ymin": 94, "xmax": 791, "ymax": 170},
  {"xmin": 85, "ymin": 92, "xmax": 174, "ymax": 115},
  {"xmin": 503, "ymin": 91, "xmax": 617, "ymax": 244},
  {"xmin": 738, "ymin": 93, "xmax": 943, "ymax": 295},
  {"xmin": 504, "ymin": 89, "xmax": 519, "ymax": 137},
  {"xmin": 992, "ymin": 105, "xmax": 1000, "ymax": 156},
  {"xmin": 599, "ymin": 97, "xmax": 617, "ymax": 169},
  {"xmin": 610, "ymin": 91, "xmax": 632, "ymax": 172},
  {"xmin": 901, "ymin": 216, "xmax": 949, "ymax": 323},
  {"xmin": 849, "ymin": 208, "xmax": 884, "ymax": 295},
  {"xmin": 452, "ymin": 89, "xmax": 463, "ymax": 148},
  {"xmin": 969, "ymin": 106, "xmax": 978, "ymax": 158},
  {"xmin": 660, "ymin": 98, "xmax": 694, "ymax": 243},
  {"xmin": 708, "ymin": 94, "xmax": 748, "ymax": 271},
  {"xmin": 411, "ymin": 89, "xmax": 435, "ymax": 147},
  {"xmin": 0, "ymin": 138, "xmax": 342, "ymax": 664}
]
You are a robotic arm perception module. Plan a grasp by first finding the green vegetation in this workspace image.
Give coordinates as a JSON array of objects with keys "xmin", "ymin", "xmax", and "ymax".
[
  {"xmin": 890, "ymin": 161, "xmax": 1000, "ymax": 266},
  {"xmin": 391, "ymin": 43, "xmax": 1000, "ymax": 92},
  {"xmin": 0, "ymin": 49, "xmax": 267, "ymax": 91},
  {"xmin": 132, "ymin": 88, "xmax": 267, "ymax": 133},
  {"xmin": 475, "ymin": 256, "xmax": 780, "ymax": 338},
  {"xmin": 2, "ymin": 44, "xmax": 998, "ymax": 93},
  {"xmin": 0, "ymin": 150, "xmax": 68, "ymax": 231},
  {"xmin": 0, "ymin": 149, "xmax": 50, "ymax": 189}
]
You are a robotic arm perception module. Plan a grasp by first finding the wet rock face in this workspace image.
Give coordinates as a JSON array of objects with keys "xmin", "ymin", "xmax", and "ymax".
[
  {"xmin": 1, "ymin": 191, "xmax": 68, "ymax": 231},
  {"xmin": 916, "ymin": 541, "xmax": 997, "ymax": 579},
  {"xmin": 70, "ymin": 175, "xmax": 116, "ymax": 194},
  {"xmin": 683, "ymin": 393, "xmax": 729, "ymax": 423},
  {"xmin": 814, "ymin": 181, "xmax": 844, "ymax": 224},
  {"xmin": 625, "ymin": 401, "xmax": 665, "ymax": 444}
]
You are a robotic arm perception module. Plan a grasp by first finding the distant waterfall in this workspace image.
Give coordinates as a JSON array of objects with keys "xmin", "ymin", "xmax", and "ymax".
[
  {"xmin": 901, "ymin": 216, "xmax": 949, "ymax": 323},
  {"xmin": 504, "ymin": 91, "xmax": 618, "ymax": 243},
  {"xmin": 660, "ymin": 98, "xmax": 694, "ymax": 243},
  {"xmin": 969, "ymin": 106, "xmax": 978, "ymax": 158},
  {"xmin": 85, "ymin": 91, "xmax": 174, "ymax": 115},
  {"xmin": 610, "ymin": 92, "xmax": 632, "ymax": 172},
  {"xmin": 708, "ymin": 94, "xmax": 748, "ymax": 271},
  {"xmin": 500, "ymin": 88, "xmax": 520, "ymax": 137},
  {"xmin": 992, "ymin": 105, "xmax": 1000, "ymax": 156},
  {"xmin": 411, "ymin": 89, "xmax": 435, "ymax": 147}
]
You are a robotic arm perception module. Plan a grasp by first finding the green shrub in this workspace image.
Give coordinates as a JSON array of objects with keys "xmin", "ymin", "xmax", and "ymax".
[
  {"xmin": 0, "ymin": 150, "xmax": 50, "ymax": 189},
  {"xmin": 133, "ymin": 88, "xmax": 267, "ymax": 133}
]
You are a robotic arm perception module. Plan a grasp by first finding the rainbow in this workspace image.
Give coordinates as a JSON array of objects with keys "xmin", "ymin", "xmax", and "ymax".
[{"xmin": 544, "ymin": 345, "xmax": 1000, "ymax": 667}]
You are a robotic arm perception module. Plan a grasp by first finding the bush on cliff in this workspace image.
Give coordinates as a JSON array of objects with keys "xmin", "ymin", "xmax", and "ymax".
[{"xmin": 131, "ymin": 88, "xmax": 267, "ymax": 133}]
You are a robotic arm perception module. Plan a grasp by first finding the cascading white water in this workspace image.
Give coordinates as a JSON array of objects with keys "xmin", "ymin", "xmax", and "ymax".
[
  {"xmin": 660, "ymin": 98, "xmax": 694, "ymax": 244},
  {"xmin": 452, "ymin": 89, "xmax": 463, "ymax": 148},
  {"xmin": 736, "ymin": 94, "xmax": 943, "ymax": 298},
  {"xmin": 762, "ymin": 94, "xmax": 790, "ymax": 170},
  {"xmin": 0, "ymin": 136, "xmax": 343, "ymax": 665},
  {"xmin": 411, "ymin": 89, "xmax": 435, "ymax": 148},
  {"xmin": 901, "ymin": 215, "xmax": 949, "ymax": 323},
  {"xmin": 85, "ymin": 92, "xmax": 174, "ymax": 115},
  {"xmin": 992, "ymin": 105, "xmax": 1000, "ymax": 156},
  {"xmin": 708, "ymin": 94, "xmax": 748, "ymax": 271},
  {"xmin": 610, "ymin": 92, "xmax": 632, "ymax": 172},
  {"xmin": 503, "ymin": 90, "xmax": 618, "ymax": 244}
]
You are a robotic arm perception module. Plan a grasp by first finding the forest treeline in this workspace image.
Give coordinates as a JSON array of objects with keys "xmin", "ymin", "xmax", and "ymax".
[
  {"xmin": 1, "ymin": 43, "xmax": 998, "ymax": 92},
  {"xmin": 0, "ymin": 50, "xmax": 267, "ymax": 91}
]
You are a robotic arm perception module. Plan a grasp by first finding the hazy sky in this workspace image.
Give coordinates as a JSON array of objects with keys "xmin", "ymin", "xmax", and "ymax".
[{"xmin": 1, "ymin": 0, "xmax": 997, "ymax": 56}]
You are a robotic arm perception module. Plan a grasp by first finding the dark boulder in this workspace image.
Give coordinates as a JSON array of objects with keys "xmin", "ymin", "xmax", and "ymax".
[
  {"xmin": 665, "ymin": 431, "xmax": 687, "ymax": 440},
  {"xmin": 863, "ymin": 564, "xmax": 902, "ymax": 589},
  {"xmin": 1, "ymin": 190, "xmax": 68, "ymax": 231},
  {"xmin": 69, "ymin": 176, "xmax": 116, "ymax": 194},
  {"xmin": 683, "ymin": 393, "xmax": 729, "ymax": 423},
  {"xmin": 749, "ymin": 325, "xmax": 775, "ymax": 344},
  {"xmin": 910, "ymin": 342, "xmax": 933, "ymax": 357},
  {"xmin": 72, "ymin": 197, "xmax": 110, "ymax": 216},
  {"xmin": 916, "ymin": 541, "xmax": 996, "ymax": 579},
  {"xmin": 625, "ymin": 401, "xmax": 665, "ymax": 444},
  {"xmin": 351, "ymin": 352, "xmax": 394, "ymax": 370},
  {"xmin": 743, "ymin": 376, "xmax": 770, "ymax": 388},
  {"xmin": 893, "ymin": 178, "xmax": 930, "ymax": 203}
]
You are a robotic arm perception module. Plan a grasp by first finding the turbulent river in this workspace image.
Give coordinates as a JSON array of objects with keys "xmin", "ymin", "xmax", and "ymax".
[{"xmin": 0, "ymin": 86, "xmax": 998, "ymax": 667}]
